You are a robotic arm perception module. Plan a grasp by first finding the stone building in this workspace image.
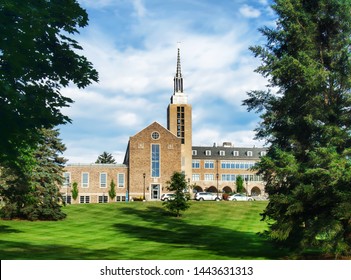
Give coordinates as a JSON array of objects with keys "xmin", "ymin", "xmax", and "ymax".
[{"xmin": 61, "ymin": 49, "xmax": 266, "ymax": 203}]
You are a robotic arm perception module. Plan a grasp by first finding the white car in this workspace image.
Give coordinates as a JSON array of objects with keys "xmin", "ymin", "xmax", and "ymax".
[
  {"xmin": 228, "ymin": 193, "xmax": 254, "ymax": 201},
  {"xmin": 194, "ymin": 192, "xmax": 221, "ymax": 201},
  {"xmin": 160, "ymin": 193, "xmax": 175, "ymax": 201}
]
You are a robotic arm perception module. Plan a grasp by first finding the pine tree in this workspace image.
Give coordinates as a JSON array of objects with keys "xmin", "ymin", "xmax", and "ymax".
[
  {"xmin": 0, "ymin": 128, "xmax": 67, "ymax": 220},
  {"xmin": 243, "ymin": 0, "xmax": 351, "ymax": 257},
  {"xmin": 163, "ymin": 172, "xmax": 190, "ymax": 217},
  {"xmin": 95, "ymin": 152, "xmax": 116, "ymax": 164}
]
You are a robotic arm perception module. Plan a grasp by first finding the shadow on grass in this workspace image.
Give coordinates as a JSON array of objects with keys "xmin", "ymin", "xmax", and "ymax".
[
  {"xmin": 0, "ymin": 225, "xmax": 23, "ymax": 234},
  {"xmin": 114, "ymin": 206, "xmax": 287, "ymax": 259},
  {"xmin": 0, "ymin": 240, "xmax": 125, "ymax": 260}
]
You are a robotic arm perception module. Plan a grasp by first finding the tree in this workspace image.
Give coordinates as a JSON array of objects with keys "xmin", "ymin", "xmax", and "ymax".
[
  {"xmin": 243, "ymin": 0, "xmax": 351, "ymax": 257},
  {"xmin": 95, "ymin": 152, "xmax": 116, "ymax": 164},
  {"xmin": 236, "ymin": 176, "xmax": 245, "ymax": 194},
  {"xmin": 72, "ymin": 182, "xmax": 79, "ymax": 201},
  {"xmin": 109, "ymin": 179, "xmax": 116, "ymax": 200},
  {"xmin": 0, "ymin": 0, "xmax": 98, "ymax": 163},
  {"xmin": 0, "ymin": 128, "xmax": 67, "ymax": 220},
  {"xmin": 163, "ymin": 172, "xmax": 190, "ymax": 217}
]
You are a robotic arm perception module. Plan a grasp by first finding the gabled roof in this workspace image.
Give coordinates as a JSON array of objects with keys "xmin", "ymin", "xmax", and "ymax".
[{"xmin": 129, "ymin": 121, "xmax": 178, "ymax": 140}]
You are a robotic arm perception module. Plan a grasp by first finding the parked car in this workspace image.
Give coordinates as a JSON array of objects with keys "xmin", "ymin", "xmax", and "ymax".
[
  {"xmin": 161, "ymin": 193, "xmax": 175, "ymax": 201},
  {"xmin": 228, "ymin": 193, "xmax": 254, "ymax": 201},
  {"xmin": 194, "ymin": 192, "xmax": 221, "ymax": 201}
]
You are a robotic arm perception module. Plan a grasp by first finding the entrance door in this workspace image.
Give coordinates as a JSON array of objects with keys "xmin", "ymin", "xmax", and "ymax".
[{"xmin": 151, "ymin": 184, "xmax": 160, "ymax": 200}]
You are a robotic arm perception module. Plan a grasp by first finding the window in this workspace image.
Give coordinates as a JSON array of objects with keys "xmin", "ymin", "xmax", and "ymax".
[
  {"xmin": 247, "ymin": 151, "xmax": 253, "ymax": 156},
  {"xmin": 221, "ymin": 174, "xmax": 236, "ymax": 181},
  {"xmin": 118, "ymin": 173, "xmax": 125, "ymax": 188},
  {"xmin": 260, "ymin": 151, "xmax": 267, "ymax": 156},
  {"xmin": 98, "ymin": 195, "xmax": 108, "ymax": 203},
  {"xmin": 177, "ymin": 106, "xmax": 185, "ymax": 144},
  {"xmin": 62, "ymin": 195, "xmax": 71, "ymax": 204},
  {"xmin": 80, "ymin": 196, "xmax": 90, "ymax": 204},
  {"xmin": 151, "ymin": 131, "xmax": 160, "ymax": 140},
  {"xmin": 204, "ymin": 174, "xmax": 214, "ymax": 181},
  {"xmin": 116, "ymin": 196, "xmax": 126, "ymax": 202},
  {"xmin": 219, "ymin": 150, "xmax": 225, "ymax": 156},
  {"xmin": 100, "ymin": 173, "xmax": 107, "ymax": 188},
  {"xmin": 192, "ymin": 174, "xmax": 200, "ymax": 181},
  {"xmin": 204, "ymin": 160, "xmax": 214, "ymax": 169},
  {"xmin": 151, "ymin": 144, "xmax": 160, "ymax": 177},
  {"xmin": 205, "ymin": 150, "xmax": 211, "ymax": 156},
  {"xmin": 192, "ymin": 150, "xmax": 197, "ymax": 156},
  {"xmin": 63, "ymin": 172, "xmax": 70, "ymax": 187},
  {"xmin": 192, "ymin": 160, "xmax": 200, "ymax": 169},
  {"xmin": 233, "ymin": 151, "xmax": 239, "ymax": 156},
  {"xmin": 82, "ymin": 172, "xmax": 89, "ymax": 188}
]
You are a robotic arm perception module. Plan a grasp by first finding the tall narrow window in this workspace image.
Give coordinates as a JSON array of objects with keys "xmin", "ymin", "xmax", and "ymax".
[
  {"xmin": 151, "ymin": 144, "xmax": 160, "ymax": 177},
  {"xmin": 118, "ymin": 173, "xmax": 125, "ymax": 188},
  {"xmin": 82, "ymin": 172, "xmax": 89, "ymax": 188},
  {"xmin": 177, "ymin": 106, "xmax": 185, "ymax": 144},
  {"xmin": 100, "ymin": 173, "xmax": 107, "ymax": 188},
  {"xmin": 63, "ymin": 172, "xmax": 70, "ymax": 187}
]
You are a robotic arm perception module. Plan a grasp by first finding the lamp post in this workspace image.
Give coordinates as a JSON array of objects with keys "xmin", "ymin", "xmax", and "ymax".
[
  {"xmin": 143, "ymin": 173, "xmax": 146, "ymax": 201},
  {"xmin": 245, "ymin": 177, "xmax": 249, "ymax": 196},
  {"xmin": 216, "ymin": 159, "xmax": 219, "ymax": 199}
]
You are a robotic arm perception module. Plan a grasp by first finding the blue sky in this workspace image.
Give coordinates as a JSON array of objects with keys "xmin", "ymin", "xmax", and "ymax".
[{"xmin": 60, "ymin": 0, "xmax": 276, "ymax": 163}]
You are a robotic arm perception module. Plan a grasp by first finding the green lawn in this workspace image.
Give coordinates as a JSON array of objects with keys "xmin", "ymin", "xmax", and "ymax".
[{"xmin": 0, "ymin": 201, "xmax": 288, "ymax": 260}]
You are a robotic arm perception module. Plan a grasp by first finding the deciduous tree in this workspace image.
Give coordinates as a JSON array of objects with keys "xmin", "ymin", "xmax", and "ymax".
[
  {"xmin": 163, "ymin": 172, "xmax": 190, "ymax": 217},
  {"xmin": 0, "ymin": 0, "xmax": 98, "ymax": 162}
]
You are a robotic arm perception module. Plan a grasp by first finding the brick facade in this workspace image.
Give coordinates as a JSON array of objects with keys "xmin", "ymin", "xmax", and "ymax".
[
  {"xmin": 58, "ymin": 49, "xmax": 267, "ymax": 203},
  {"xmin": 125, "ymin": 122, "xmax": 181, "ymax": 200}
]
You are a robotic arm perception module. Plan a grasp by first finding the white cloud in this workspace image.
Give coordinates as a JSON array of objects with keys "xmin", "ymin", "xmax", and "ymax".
[
  {"xmin": 132, "ymin": 0, "xmax": 147, "ymax": 18},
  {"xmin": 239, "ymin": 4, "xmax": 261, "ymax": 18},
  {"xmin": 59, "ymin": 0, "xmax": 273, "ymax": 163}
]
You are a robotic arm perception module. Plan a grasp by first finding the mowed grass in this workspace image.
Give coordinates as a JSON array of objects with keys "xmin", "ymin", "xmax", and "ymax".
[{"xmin": 0, "ymin": 201, "xmax": 288, "ymax": 260}]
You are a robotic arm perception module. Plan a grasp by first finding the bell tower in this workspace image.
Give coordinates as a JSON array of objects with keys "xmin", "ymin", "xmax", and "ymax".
[{"xmin": 167, "ymin": 48, "xmax": 192, "ymax": 181}]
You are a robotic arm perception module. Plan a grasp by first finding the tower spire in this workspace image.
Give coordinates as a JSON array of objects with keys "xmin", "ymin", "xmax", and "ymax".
[{"xmin": 174, "ymin": 48, "xmax": 183, "ymax": 93}]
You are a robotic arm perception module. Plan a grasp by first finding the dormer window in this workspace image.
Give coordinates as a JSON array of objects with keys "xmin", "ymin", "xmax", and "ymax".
[
  {"xmin": 233, "ymin": 151, "xmax": 239, "ymax": 156},
  {"xmin": 205, "ymin": 150, "xmax": 211, "ymax": 156},
  {"xmin": 219, "ymin": 150, "xmax": 225, "ymax": 156},
  {"xmin": 260, "ymin": 151, "xmax": 267, "ymax": 156},
  {"xmin": 247, "ymin": 151, "xmax": 253, "ymax": 157},
  {"xmin": 192, "ymin": 150, "xmax": 197, "ymax": 156}
]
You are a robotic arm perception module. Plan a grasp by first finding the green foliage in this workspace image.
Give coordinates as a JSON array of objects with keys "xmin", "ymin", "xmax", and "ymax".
[
  {"xmin": 0, "ymin": 128, "xmax": 67, "ymax": 220},
  {"xmin": 95, "ymin": 152, "xmax": 116, "ymax": 164},
  {"xmin": 163, "ymin": 172, "xmax": 190, "ymax": 217},
  {"xmin": 108, "ymin": 180, "xmax": 116, "ymax": 200},
  {"xmin": 236, "ymin": 175, "xmax": 245, "ymax": 193},
  {"xmin": 244, "ymin": 0, "xmax": 351, "ymax": 257},
  {"xmin": 0, "ymin": 0, "xmax": 98, "ymax": 162},
  {"xmin": 71, "ymin": 182, "xmax": 79, "ymax": 201}
]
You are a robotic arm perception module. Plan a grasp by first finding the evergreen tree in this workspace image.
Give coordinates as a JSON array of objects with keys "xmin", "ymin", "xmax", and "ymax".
[
  {"xmin": 236, "ymin": 176, "xmax": 245, "ymax": 194},
  {"xmin": 71, "ymin": 182, "xmax": 79, "ymax": 201},
  {"xmin": 0, "ymin": 0, "xmax": 98, "ymax": 163},
  {"xmin": 243, "ymin": 0, "xmax": 351, "ymax": 257},
  {"xmin": 163, "ymin": 172, "xmax": 190, "ymax": 217},
  {"xmin": 0, "ymin": 128, "xmax": 67, "ymax": 220},
  {"xmin": 109, "ymin": 179, "xmax": 116, "ymax": 200},
  {"xmin": 95, "ymin": 152, "xmax": 116, "ymax": 164}
]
